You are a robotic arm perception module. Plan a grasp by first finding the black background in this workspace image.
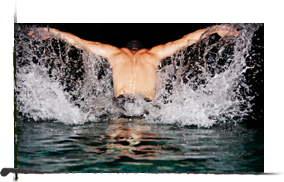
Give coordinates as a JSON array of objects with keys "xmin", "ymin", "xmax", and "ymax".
[
  {"xmin": 48, "ymin": 23, "xmax": 214, "ymax": 49},
  {"xmin": 20, "ymin": 23, "xmax": 264, "ymax": 127}
]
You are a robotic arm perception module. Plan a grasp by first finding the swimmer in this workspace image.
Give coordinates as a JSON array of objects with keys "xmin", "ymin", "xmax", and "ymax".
[{"xmin": 28, "ymin": 25, "xmax": 239, "ymax": 103}]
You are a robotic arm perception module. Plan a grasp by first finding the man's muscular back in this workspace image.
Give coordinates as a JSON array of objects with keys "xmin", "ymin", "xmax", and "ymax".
[
  {"xmin": 110, "ymin": 48, "xmax": 160, "ymax": 99},
  {"xmin": 29, "ymin": 25, "xmax": 238, "ymax": 100}
]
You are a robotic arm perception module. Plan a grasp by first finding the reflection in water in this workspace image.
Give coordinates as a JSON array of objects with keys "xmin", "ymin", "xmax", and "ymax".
[
  {"xmin": 101, "ymin": 118, "xmax": 161, "ymax": 161},
  {"xmin": 15, "ymin": 23, "xmax": 263, "ymax": 172},
  {"xmin": 17, "ymin": 116, "xmax": 263, "ymax": 172}
]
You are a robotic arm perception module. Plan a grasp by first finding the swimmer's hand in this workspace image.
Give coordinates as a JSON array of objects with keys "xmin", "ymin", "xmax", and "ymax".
[
  {"xmin": 28, "ymin": 28, "xmax": 50, "ymax": 40},
  {"xmin": 216, "ymin": 25, "xmax": 240, "ymax": 41}
]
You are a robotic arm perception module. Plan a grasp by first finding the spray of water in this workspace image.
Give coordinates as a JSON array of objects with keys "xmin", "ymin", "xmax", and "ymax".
[{"xmin": 15, "ymin": 24, "xmax": 263, "ymax": 127}]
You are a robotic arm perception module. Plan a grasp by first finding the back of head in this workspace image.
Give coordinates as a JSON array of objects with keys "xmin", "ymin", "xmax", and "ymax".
[{"xmin": 126, "ymin": 40, "xmax": 143, "ymax": 51}]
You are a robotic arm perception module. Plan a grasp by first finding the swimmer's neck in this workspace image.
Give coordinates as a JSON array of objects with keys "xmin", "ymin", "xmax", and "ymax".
[
  {"xmin": 131, "ymin": 50, "xmax": 138, "ymax": 54},
  {"xmin": 121, "ymin": 48, "xmax": 147, "ymax": 56}
]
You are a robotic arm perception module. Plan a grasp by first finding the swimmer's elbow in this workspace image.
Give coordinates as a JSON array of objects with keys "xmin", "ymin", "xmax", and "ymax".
[
  {"xmin": 150, "ymin": 44, "xmax": 166, "ymax": 60},
  {"xmin": 86, "ymin": 42, "xmax": 104, "ymax": 56},
  {"xmin": 161, "ymin": 41, "xmax": 184, "ymax": 59}
]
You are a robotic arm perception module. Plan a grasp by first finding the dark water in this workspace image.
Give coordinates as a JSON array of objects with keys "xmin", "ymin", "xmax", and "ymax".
[
  {"xmin": 15, "ymin": 23, "xmax": 264, "ymax": 173},
  {"xmin": 17, "ymin": 115, "xmax": 263, "ymax": 173}
]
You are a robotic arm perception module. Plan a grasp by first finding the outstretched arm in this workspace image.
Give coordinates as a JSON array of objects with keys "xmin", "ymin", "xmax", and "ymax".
[
  {"xmin": 149, "ymin": 25, "xmax": 239, "ymax": 65},
  {"xmin": 28, "ymin": 28, "xmax": 121, "ymax": 60}
]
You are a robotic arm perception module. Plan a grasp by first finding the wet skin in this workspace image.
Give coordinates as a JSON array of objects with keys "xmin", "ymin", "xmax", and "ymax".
[{"xmin": 29, "ymin": 25, "xmax": 239, "ymax": 99}]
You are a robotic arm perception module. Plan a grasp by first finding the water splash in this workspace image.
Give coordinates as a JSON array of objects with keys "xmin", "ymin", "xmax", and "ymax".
[{"xmin": 15, "ymin": 24, "xmax": 263, "ymax": 127}]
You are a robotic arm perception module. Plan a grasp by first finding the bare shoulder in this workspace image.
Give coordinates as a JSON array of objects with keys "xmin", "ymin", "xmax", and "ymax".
[
  {"xmin": 114, "ymin": 48, "xmax": 133, "ymax": 57},
  {"xmin": 140, "ymin": 48, "xmax": 161, "ymax": 67},
  {"xmin": 137, "ymin": 49, "xmax": 155, "ymax": 59},
  {"xmin": 108, "ymin": 48, "xmax": 132, "ymax": 66}
]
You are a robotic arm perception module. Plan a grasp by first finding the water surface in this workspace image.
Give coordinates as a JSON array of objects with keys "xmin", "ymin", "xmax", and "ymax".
[
  {"xmin": 17, "ymin": 116, "xmax": 263, "ymax": 173},
  {"xmin": 15, "ymin": 23, "xmax": 264, "ymax": 173}
]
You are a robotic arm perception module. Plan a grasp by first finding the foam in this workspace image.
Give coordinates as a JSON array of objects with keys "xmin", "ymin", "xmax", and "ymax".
[{"xmin": 15, "ymin": 24, "xmax": 262, "ymax": 127}]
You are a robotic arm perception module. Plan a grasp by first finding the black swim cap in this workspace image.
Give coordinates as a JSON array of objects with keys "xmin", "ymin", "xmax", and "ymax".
[{"xmin": 126, "ymin": 40, "xmax": 143, "ymax": 51}]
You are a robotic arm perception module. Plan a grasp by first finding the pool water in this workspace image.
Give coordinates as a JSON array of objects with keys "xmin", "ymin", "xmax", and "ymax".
[
  {"xmin": 17, "ymin": 115, "xmax": 263, "ymax": 173},
  {"xmin": 15, "ymin": 23, "xmax": 264, "ymax": 173}
]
